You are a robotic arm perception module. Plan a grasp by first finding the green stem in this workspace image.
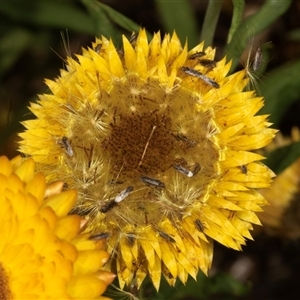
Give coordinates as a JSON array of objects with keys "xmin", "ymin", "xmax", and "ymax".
[{"xmin": 200, "ymin": 0, "xmax": 224, "ymax": 47}]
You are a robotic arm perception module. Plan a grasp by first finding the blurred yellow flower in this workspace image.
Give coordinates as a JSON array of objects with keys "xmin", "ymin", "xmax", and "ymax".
[
  {"xmin": 19, "ymin": 29, "xmax": 276, "ymax": 290},
  {"xmin": 0, "ymin": 155, "xmax": 114, "ymax": 299},
  {"xmin": 258, "ymin": 128, "xmax": 300, "ymax": 239}
]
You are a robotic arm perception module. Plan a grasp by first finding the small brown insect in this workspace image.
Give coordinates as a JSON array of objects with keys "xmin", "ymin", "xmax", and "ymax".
[
  {"xmin": 252, "ymin": 46, "xmax": 262, "ymax": 71},
  {"xmin": 114, "ymin": 186, "xmax": 133, "ymax": 203},
  {"xmin": 174, "ymin": 133, "xmax": 188, "ymax": 142},
  {"xmin": 126, "ymin": 232, "xmax": 136, "ymax": 247},
  {"xmin": 158, "ymin": 231, "xmax": 176, "ymax": 243},
  {"xmin": 89, "ymin": 232, "xmax": 110, "ymax": 241},
  {"xmin": 195, "ymin": 219, "xmax": 205, "ymax": 232},
  {"xmin": 100, "ymin": 186, "xmax": 133, "ymax": 213},
  {"xmin": 129, "ymin": 32, "xmax": 138, "ymax": 45},
  {"xmin": 240, "ymin": 165, "xmax": 248, "ymax": 174},
  {"xmin": 198, "ymin": 58, "xmax": 217, "ymax": 69},
  {"xmin": 59, "ymin": 136, "xmax": 73, "ymax": 156},
  {"xmin": 188, "ymin": 51, "xmax": 206, "ymax": 59},
  {"xmin": 95, "ymin": 43, "xmax": 102, "ymax": 54},
  {"xmin": 173, "ymin": 164, "xmax": 193, "ymax": 177},
  {"xmin": 140, "ymin": 176, "xmax": 165, "ymax": 188},
  {"xmin": 180, "ymin": 66, "xmax": 219, "ymax": 88}
]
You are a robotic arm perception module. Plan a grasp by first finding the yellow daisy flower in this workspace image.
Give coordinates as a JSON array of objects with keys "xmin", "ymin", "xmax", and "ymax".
[
  {"xmin": 258, "ymin": 128, "xmax": 300, "ymax": 239},
  {"xmin": 0, "ymin": 155, "xmax": 115, "ymax": 299},
  {"xmin": 19, "ymin": 29, "xmax": 276, "ymax": 290}
]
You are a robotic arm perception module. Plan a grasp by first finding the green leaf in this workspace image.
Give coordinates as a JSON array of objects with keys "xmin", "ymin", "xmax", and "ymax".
[
  {"xmin": 227, "ymin": 0, "xmax": 245, "ymax": 44},
  {"xmin": 200, "ymin": 0, "xmax": 224, "ymax": 47},
  {"xmin": 156, "ymin": 272, "xmax": 207, "ymax": 299},
  {"xmin": 152, "ymin": 272, "xmax": 249, "ymax": 299},
  {"xmin": 95, "ymin": 2, "xmax": 141, "ymax": 33},
  {"xmin": 81, "ymin": 0, "xmax": 142, "ymax": 43},
  {"xmin": 208, "ymin": 272, "xmax": 251, "ymax": 297},
  {"xmin": 0, "ymin": 1, "xmax": 95, "ymax": 34},
  {"xmin": 263, "ymin": 142, "xmax": 300, "ymax": 175},
  {"xmin": 287, "ymin": 28, "xmax": 300, "ymax": 41},
  {"xmin": 225, "ymin": 0, "xmax": 292, "ymax": 71},
  {"xmin": 80, "ymin": 0, "xmax": 119, "ymax": 40},
  {"xmin": 154, "ymin": 0, "xmax": 198, "ymax": 47},
  {"xmin": 259, "ymin": 59, "xmax": 300, "ymax": 127}
]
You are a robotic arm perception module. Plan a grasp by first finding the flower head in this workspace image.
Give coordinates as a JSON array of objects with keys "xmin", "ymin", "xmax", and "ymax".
[
  {"xmin": 0, "ymin": 155, "xmax": 114, "ymax": 299},
  {"xmin": 258, "ymin": 128, "xmax": 300, "ymax": 239},
  {"xmin": 19, "ymin": 29, "xmax": 276, "ymax": 290}
]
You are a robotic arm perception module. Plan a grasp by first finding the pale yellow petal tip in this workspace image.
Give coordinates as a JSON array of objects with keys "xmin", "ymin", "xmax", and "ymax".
[
  {"xmin": 18, "ymin": 29, "xmax": 276, "ymax": 290},
  {"xmin": 45, "ymin": 180, "xmax": 65, "ymax": 198},
  {"xmin": 98, "ymin": 271, "xmax": 116, "ymax": 285}
]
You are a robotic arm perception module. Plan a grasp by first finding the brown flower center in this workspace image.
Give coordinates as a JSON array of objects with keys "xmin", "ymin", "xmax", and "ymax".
[
  {"xmin": 103, "ymin": 112, "xmax": 175, "ymax": 175},
  {"xmin": 64, "ymin": 74, "xmax": 220, "ymax": 229}
]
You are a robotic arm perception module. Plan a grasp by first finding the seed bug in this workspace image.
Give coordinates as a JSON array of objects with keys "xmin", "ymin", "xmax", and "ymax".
[
  {"xmin": 173, "ymin": 165, "xmax": 193, "ymax": 178},
  {"xmin": 95, "ymin": 43, "xmax": 102, "ymax": 54},
  {"xmin": 240, "ymin": 165, "xmax": 248, "ymax": 174},
  {"xmin": 243, "ymin": 40, "xmax": 270, "ymax": 92},
  {"xmin": 126, "ymin": 232, "xmax": 136, "ymax": 247},
  {"xmin": 195, "ymin": 219, "xmax": 205, "ymax": 232},
  {"xmin": 59, "ymin": 136, "xmax": 74, "ymax": 156},
  {"xmin": 89, "ymin": 232, "xmax": 110, "ymax": 241},
  {"xmin": 188, "ymin": 51, "xmax": 206, "ymax": 59},
  {"xmin": 252, "ymin": 46, "xmax": 262, "ymax": 71},
  {"xmin": 100, "ymin": 186, "xmax": 133, "ymax": 213},
  {"xmin": 114, "ymin": 186, "xmax": 133, "ymax": 203},
  {"xmin": 158, "ymin": 230, "xmax": 176, "ymax": 243},
  {"xmin": 129, "ymin": 32, "xmax": 138, "ymax": 45},
  {"xmin": 140, "ymin": 176, "xmax": 165, "ymax": 188},
  {"xmin": 180, "ymin": 66, "xmax": 219, "ymax": 88},
  {"xmin": 198, "ymin": 58, "xmax": 217, "ymax": 69}
]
